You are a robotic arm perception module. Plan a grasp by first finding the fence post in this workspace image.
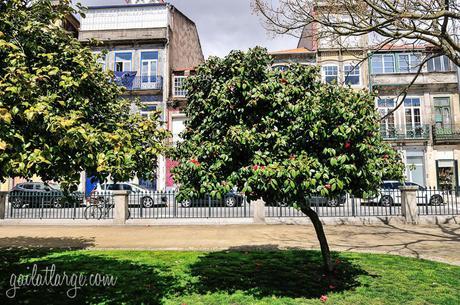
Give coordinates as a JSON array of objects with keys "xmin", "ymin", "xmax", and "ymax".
[
  {"xmin": 113, "ymin": 190, "xmax": 129, "ymax": 225},
  {"xmin": 400, "ymin": 186, "xmax": 419, "ymax": 224},
  {"xmin": 251, "ymin": 198, "xmax": 265, "ymax": 224},
  {"xmin": 0, "ymin": 192, "xmax": 6, "ymax": 219}
]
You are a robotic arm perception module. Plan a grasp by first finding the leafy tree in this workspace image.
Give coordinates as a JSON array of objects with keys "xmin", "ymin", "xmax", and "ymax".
[
  {"xmin": 172, "ymin": 47, "xmax": 404, "ymax": 271},
  {"xmin": 0, "ymin": 0, "xmax": 169, "ymax": 189}
]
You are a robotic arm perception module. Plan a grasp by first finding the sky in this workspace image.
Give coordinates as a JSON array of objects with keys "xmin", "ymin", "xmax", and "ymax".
[{"xmin": 77, "ymin": 0, "xmax": 298, "ymax": 58}]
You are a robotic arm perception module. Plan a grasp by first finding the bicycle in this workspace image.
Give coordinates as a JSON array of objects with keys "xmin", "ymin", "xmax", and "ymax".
[{"xmin": 84, "ymin": 195, "xmax": 131, "ymax": 220}]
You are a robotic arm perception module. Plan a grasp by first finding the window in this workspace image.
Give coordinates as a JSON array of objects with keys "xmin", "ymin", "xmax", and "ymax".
[
  {"xmin": 21, "ymin": 184, "xmax": 34, "ymax": 190},
  {"xmin": 397, "ymin": 53, "xmax": 421, "ymax": 73},
  {"xmin": 404, "ymin": 98, "xmax": 422, "ymax": 136},
  {"xmin": 140, "ymin": 51, "xmax": 158, "ymax": 84},
  {"xmin": 322, "ymin": 65, "xmax": 338, "ymax": 84},
  {"xmin": 427, "ymin": 55, "xmax": 452, "ymax": 72},
  {"xmin": 378, "ymin": 98, "xmax": 396, "ymax": 138},
  {"xmin": 93, "ymin": 51, "xmax": 106, "ymax": 71},
  {"xmin": 344, "ymin": 64, "xmax": 360, "ymax": 85},
  {"xmin": 173, "ymin": 76, "xmax": 187, "ymax": 97},
  {"xmin": 114, "ymin": 52, "xmax": 132, "ymax": 72},
  {"xmin": 434, "ymin": 97, "xmax": 451, "ymax": 128},
  {"xmin": 371, "ymin": 54, "xmax": 395, "ymax": 74}
]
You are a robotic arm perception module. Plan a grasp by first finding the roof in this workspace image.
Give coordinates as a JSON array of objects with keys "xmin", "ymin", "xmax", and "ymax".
[
  {"xmin": 87, "ymin": 3, "xmax": 167, "ymax": 10},
  {"xmin": 269, "ymin": 48, "xmax": 314, "ymax": 55}
]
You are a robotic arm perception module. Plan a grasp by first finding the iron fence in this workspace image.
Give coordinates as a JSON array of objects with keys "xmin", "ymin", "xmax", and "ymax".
[
  {"xmin": 2, "ymin": 187, "xmax": 459, "ymax": 220},
  {"xmin": 5, "ymin": 191, "xmax": 114, "ymax": 220},
  {"xmin": 418, "ymin": 187, "xmax": 460, "ymax": 215},
  {"xmin": 265, "ymin": 189, "xmax": 402, "ymax": 218},
  {"xmin": 128, "ymin": 191, "xmax": 252, "ymax": 219}
]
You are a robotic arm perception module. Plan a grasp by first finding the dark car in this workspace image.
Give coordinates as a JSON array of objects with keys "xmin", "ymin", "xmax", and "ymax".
[
  {"xmin": 180, "ymin": 191, "xmax": 245, "ymax": 208},
  {"xmin": 9, "ymin": 182, "xmax": 83, "ymax": 209},
  {"xmin": 266, "ymin": 194, "xmax": 347, "ymax": 208}
]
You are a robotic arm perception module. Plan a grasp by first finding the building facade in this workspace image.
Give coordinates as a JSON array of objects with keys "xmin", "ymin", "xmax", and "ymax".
[
  {"xmin": 79, "ymin": 0, "xmax": 203, "ymax": 190},
  {"xmin": 295, "ymin": 24, "xmax": 460, "ymax": 189}
]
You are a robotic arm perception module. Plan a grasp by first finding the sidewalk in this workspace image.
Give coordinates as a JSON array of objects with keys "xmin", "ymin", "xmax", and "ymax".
[{"xmin": 0, "ymin": 223, "xmax": 459, "ymax": 265}]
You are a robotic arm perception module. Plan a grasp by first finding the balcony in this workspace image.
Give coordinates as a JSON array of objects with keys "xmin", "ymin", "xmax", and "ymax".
[
  {"xmin": 114, "ymin": 73, "xmax": 163, "ymax": 91},
  {"xmin": 381, "ymin": 125, "xmax": 430, "ymax": 141},
  {"xmin": 433, "ymin": 124, "xmax": 460, "ymax": 144}
]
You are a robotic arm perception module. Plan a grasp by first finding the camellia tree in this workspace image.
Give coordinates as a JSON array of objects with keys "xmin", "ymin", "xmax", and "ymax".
[
  {"xmin": 172, "ymin": 47, "xmax": 404, "ymax": 272},
  {"xmin": 0, "ymin": 0, "xmax": 170, "ymax": 188}
]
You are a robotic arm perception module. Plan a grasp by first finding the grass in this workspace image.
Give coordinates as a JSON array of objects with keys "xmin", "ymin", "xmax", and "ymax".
[{"xmin": 0, "ymin": 245, "xmax": 459, "ymax": 305}]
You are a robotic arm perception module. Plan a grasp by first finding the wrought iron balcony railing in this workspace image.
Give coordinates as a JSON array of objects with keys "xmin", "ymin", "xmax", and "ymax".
[
  {"xmin": 380, "ymin": 125, "xmax": 430, "ymax": 141},
  {"xmin": 114, "ymin": 72, "xmax": 163, "ymax": 91},
  {"xmin": 433, "ymin": 124, "xmax": 460, "ymax": 142}
]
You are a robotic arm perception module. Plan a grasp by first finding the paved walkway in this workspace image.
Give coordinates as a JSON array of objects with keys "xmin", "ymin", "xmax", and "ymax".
[{"xmin": 0, "ymin": 224, "xmax": 459, "ymax": 265}]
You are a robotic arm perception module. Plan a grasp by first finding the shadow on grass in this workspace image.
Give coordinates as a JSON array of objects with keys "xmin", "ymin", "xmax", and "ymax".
[
  {"xmin": 190, "ymin": 245, "xmax": 371, "ymax": 299},
  {"xmin": 0, "ymin": 237, "xmax": 175, "ymax": 305}
]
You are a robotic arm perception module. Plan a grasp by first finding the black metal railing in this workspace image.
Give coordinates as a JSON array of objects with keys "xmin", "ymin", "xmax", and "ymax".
[
  {"xmin": 433, "ymin": 124, "xmax": 460, "ymax": 142},
  {"xmin": 418, "ymin": 187, "xmax": 460, "ymax": 215},
  {"xmin": 381, "ymin": 125, "xmax": 430, "ymax": 141},
  {"xmin": 5, "ymin": 191, "xmax": 114, "ymax": 220},
  {"xmin": 128, "ymin": 191, "xmax": 252, "ymax": 219},
  {"xmin": 115, "ymin": 75, "xmax": 163, "ymax": 91}
]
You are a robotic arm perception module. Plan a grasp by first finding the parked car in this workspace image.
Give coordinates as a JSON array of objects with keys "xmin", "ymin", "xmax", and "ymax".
[
  {"xmin": 9, "ymin": 182, "xmax": 83, "ymax": 208},
  {"xmin": 266, "ymin": 194, "xmax": 347, "ymax": 208},
  {"xmin": 180, "ymin": 190, "xmax": 245, "ymax": 208},
  {"xmin": 366, "ymin": 180, "xmax": 446, "ymax": 207},
  {"xmin": 92, "ymin": 183, "xmax": 167, "ymax": 208}
]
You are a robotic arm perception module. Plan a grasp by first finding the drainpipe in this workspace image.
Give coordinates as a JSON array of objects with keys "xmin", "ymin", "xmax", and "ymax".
[{"xmin": 367, "ymin": 50, "xmax": 373, "ymax": 92}]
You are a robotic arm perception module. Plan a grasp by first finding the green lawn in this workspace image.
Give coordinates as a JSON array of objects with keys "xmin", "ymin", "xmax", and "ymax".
[{"xmin": 0, "ymin": 246, "xmax": 459, "ymax": 305}]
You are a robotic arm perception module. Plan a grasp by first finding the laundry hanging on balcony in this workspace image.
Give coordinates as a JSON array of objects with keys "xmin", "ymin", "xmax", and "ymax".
[{"xmin": 114, "ymin": 71, "xmax": 138, "ymax": 90}]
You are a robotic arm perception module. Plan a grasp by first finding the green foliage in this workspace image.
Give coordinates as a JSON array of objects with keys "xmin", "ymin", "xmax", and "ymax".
[
  {"xmin": 172, "ymin": 47, "xmax": 404, "ymax": 201},
  {"xmin": 0, "ymin": 0, "xmax": 169, "ymax": 188}
]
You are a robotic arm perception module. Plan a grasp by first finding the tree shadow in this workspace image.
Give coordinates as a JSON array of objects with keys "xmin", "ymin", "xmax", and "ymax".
[
  {"xmin": 0, "ymin": 237, "xmax": 175, "ymax": 305},
  {"xmin": 189, "ymin": 245, "xmax": 371, "ymax": 299}
]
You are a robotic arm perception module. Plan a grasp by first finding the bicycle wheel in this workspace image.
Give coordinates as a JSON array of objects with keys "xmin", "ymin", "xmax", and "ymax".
[{"xmin": 84, "ymin": 205, "xmax": 103, "ymax": 220}]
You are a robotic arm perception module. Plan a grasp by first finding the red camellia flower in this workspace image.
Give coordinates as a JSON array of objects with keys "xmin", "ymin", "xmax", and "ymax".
[
  {"xmin": 320, "ymin": 295, "xmax": 328, "ymax": 302},
  {"xmin": 260, "ymin": 166, "xmax": 266, "ymax": 170},
  {"xmin": 252, "ymin": 165, "xmax": 259, "ymax": 170},
  {"xmin": 325, "ymin": 184, "xmax": 332, "ymax": 190},
  {"xmin": 383, "ymin": 154, "xmax": 389, "ymax": 160},
  {"xmin": 189, "ymin": 159, "xmax": 201, "ymax": 166},
  {"xmin": 344, "ymin": 141, "xmax": 351, "ymax": 150}
]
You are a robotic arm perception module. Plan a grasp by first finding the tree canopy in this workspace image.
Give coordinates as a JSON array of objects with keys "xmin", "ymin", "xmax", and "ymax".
[
  {"xmin": 172, "ymin": 47, "xmax": 404, "ymax": 204},
  {"xmin": 0, "ymin": 0, "xmax": 169, "ymax": 188}
]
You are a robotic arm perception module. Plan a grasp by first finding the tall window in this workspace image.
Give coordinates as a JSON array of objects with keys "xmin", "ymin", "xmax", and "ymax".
[
  {"xmin": 404, "ymin": 98, "xmax": 422, "ymax": 136},
  {"xmin": 378, "ymin": 98, "xmax": 395, "ymax": 138},
  {"xmin": 344, "ymin": 64, "xmax": 360, "ymax": 85},
  {"xmin": 114, "ymin": 52, "xmax": 132, "ymax": 72},
  {"xmin": 434, "ymin": 97, "xmax": 451, "ymax": 128},
  {"xmin": 428, "ymin": 55, "xmax": 452, "ymax": 72},
  {"xmin": 93, "ymin": 51, "xmax": 106, "ymax": 71},
  {"xmin": 397, "ymin": 53, "xmax": 421, "ymax": 73},
  {"xmin": 371, "ymin": 54, "xmax": 395, "ymax": 74},
  {"xmin": 173, "ymin": 76, "xmax": 187, "ymax": 97},
  {"xmin": 322, "ymin": 65, "xmax": 338, "ymax": 84},
  {"xmin": 140, "ymin": 51, "xmax": 158, "ymax": 83}
]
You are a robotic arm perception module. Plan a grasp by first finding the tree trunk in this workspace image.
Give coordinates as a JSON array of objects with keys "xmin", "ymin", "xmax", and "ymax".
[{"xmin": 300, "ymin": 205, "xmax": 334, "ymax": 272}]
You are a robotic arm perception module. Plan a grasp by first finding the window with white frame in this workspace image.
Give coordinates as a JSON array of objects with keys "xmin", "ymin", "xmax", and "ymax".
[
  {"xmin": 378, "ymin": 98, "xmax": 396, "ymax": 138},
  {"xmin": 344, "ymin": 64, "xmax": 360, "ymax": 85},
  {"xmin": 322, "ymin": 65, "xmax": 338, "ymax": 84},
  {"xmin": 173, "ymin": 76, "xmax": 187, "ymax": 97},
  {"xmin": 404, "ymin": 98, "xmax": 422, "ymax": 135},
  {"xmin": 371, "ymin": 54, "xmax": 395, "ymax": 74},
  {"xmin": 140, "ymin": 51, "xmax": 158, "ymax": 83},
  {"xmin": 93, "ymin": 51, "xmax": 106, "ymax": 71},
  {"xmin": 427, "ymin": 55, "xmax": 452, "ymax": 72},
  {"xmin": 397, "ymin": 53, "xmax": 421, "ymax": 73},
  {"xmin": 114, "ymin": 52, "xmax": 132, "ymax": 72}
]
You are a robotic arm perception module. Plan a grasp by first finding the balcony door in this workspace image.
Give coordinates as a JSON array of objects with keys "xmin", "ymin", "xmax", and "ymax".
[
  {"xmin": 378, "ymin": 98, "xmax": 396, "ymax": 138},
  {"xmin": 140, "ymin": 51, "xmax": 158, "ymax": 89},
  {"xmin": 434, "ymin": 97, "xmax": 451, "ymax": 129},
  {"xmin": 404, "ymin": 98, "xmax": 422, "ymax": 138}
]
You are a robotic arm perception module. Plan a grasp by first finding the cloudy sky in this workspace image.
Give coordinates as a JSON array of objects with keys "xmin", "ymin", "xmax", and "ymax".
[{"xmin": 78, "ymin": 0, "xmax": 298, "ymax": 58}]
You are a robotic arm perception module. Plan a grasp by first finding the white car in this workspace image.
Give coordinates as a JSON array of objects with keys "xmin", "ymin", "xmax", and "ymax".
[
  {"xmin": 92, "ymin": 183, "xmax": 167, "ymax": 208},
  {"xmin": 367, "ymin": 181, "xmax": 446, "ymax": 207}
]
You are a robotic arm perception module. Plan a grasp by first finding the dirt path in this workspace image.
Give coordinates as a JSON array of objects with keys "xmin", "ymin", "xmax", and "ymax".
[{"xmin": 0, "ymin": 223, "xmax": 459, "ymax": 265}]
